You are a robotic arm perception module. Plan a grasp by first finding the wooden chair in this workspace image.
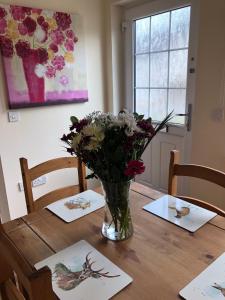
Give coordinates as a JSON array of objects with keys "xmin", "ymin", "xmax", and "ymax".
[
  {"xmin": 20, "ymin": 157, "xmax": 87, "ymax": 213},
  {"xmin": 168, "ymin": 150, "xmax": 225, "ymax": 217},
  {"xmin": 0, "ymin": 223, "xmax": 57, "ymax": 300}
]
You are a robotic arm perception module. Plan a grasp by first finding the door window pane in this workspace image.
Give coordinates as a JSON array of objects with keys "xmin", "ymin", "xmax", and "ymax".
[
  {"xmin": 170, "ymin": 7, "xmax": 191, "ymax": 49},
  {"xmin": 150, "ymin": 52, "xmax": 168, "ymax": 88},
  {"xmin": 168, "ymin": 89, "xmax": 186, "ymax": 124},
  {"xmin": 150, "ymin": 89, "xmax": 167, "ymax": 121},
  {"xmin": 169, "ymin": 49, "xmax": 188, "ymax": 88},
  {"xmin": 135, "ymin": 18, "xmax": 150, "ymax": 53},
  {"xmin": 136, "ymin": 89, "xmax": 149, "ymax": 117},
  {"xmin": 134, "ymin": 6, "xmax": 190, "ymax": 125},
  {"xmin": 135, "ymin": 54, "xmax": 149, "ymax": 87},
  {"xmin": 151, "ymin": 12, "xmax": 170, "ymax": 51}
]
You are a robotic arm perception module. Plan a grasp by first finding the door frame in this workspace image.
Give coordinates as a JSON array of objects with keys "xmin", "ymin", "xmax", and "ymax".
[{"xmin": 124, "ymin": 0, "xmax": 200, "ymax": 193}]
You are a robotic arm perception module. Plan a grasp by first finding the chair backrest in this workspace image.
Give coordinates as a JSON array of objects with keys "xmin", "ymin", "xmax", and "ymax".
[
  {"xmin": 0, "ymin": 223, "xmax": 57, "ymax": 300},
  {"xmin": 168, "ymin": 150, "xmax": 225, "ymax": 217},
  {"xmin": 20, "ymin": 156, "xmax": 87, "ymax": 213}
]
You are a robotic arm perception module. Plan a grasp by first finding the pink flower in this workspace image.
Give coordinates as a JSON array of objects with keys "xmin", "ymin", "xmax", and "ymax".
[
  {"xmin": 0, "ymin": 37, "xmax": 14, "ymax": 57},
  {"xmin": 15, "ymin": 40, "xmax": 30, "ymax": 58},
  {"xmin": 50, "ymin": 29, "xmax": 64, "ymax": 45},
  {"xmin": 124, "ymin": 160, "xmax": 145, "ymax": 177},
  {"xmin": 23, "ymin": 16, "xmax": 37, "ymax": 34},
  {"xmin": 54, "ymin": 12, "xmax": 71, "ymax": 30},
  {"xmin": 65, "ymin": 39, "xmax": 74, "ymax": 51},
  {"xmin": 59, "ymin": 75, "xmax": 69, "ymax": 86},
  {"xmin": 36, "ymin": 48, "xmax": 48, "ymax": 64},
  {"xmin": 45, "ymin": 66, "xmax": 56, "ymax": 78},
  {"xmin": 0, "ymin": 7, "xmax": 7, "ymax": 18},
  {"xmin": 37, "ymin": 16, "xmax": 45, "ymax": 25},
  {"xmin": 52, "ymin": 55, "xmax": 65, "ymax": 71},
  {"xmin": 49, "ymin": 43, "xmax": 58, "ymax": 53},
  {"xmin": 10, "ymin": 5, "xmax": 25, "ymax": 21},
  {"xmin": 32, "ymin": 8, "xmax": 42, "ymax": 15},
  {"xmin": 0, "ymin": 19, "xmax": 7, "ymax": 34},
  {"xmin": 18, "ymin": 23, "xmax": 28, "ymax": 35},
  {"xmin": 66, "ymin": 29, "xmax": 74, "ymax": 39}
]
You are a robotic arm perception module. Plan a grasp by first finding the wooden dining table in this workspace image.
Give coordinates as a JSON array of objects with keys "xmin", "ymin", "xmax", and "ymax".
[{"xmin": 3, "ymin": 182, "xmax": 225, "ymax": 299}]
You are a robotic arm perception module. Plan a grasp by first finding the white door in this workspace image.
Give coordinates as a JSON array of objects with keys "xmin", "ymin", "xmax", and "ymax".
[{"xmin": 124, "ymin": 0, "xmax": 198, "ymax": 193}]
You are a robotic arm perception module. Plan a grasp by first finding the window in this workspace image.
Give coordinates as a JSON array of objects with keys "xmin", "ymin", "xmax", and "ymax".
[{"xmin": 134, "ymin": 6, "xmax": 191, "ymax": 124}]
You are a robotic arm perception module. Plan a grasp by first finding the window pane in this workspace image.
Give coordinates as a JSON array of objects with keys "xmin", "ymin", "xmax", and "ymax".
[
  {"xmin": 168, "ymin": 89, "xmax": 186, "ymax": 124},
  {"xmin": 150, "ymin": 52, "xmax": 168, "ymax": 88},
  {"xmin": 170, "ymin": 7, "xmax": 191, "ymax": 49},
  {"xmin": 150, "ymin": 89, "xmax": 167, "ymax": 121},
  {"xmin": 135, "ymin": 18, "xmax": 150, "ymax": 53},
  {"xmin": 151, "ymin": 12, "xmax": 170, "ymax": 51},
  {"xmin": 169, "ymin": 49, "xmax": 188, "ymax": 88},
  {"xmin": 135, "ymin": 54, "xmax": 150, "ymax": 87},
  {"xmin": 135, "ymin": 89, "xmax": 149, "ymax": 117}
]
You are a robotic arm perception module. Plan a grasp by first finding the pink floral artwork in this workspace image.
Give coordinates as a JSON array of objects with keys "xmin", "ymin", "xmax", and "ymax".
[{"xmin": 0, "ymin": 4, "xmax": 88, "ymax": 108}]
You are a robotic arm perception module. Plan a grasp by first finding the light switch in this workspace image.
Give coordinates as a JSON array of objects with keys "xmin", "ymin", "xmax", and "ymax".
[{"xmin": 8, "ymin": 111, "xmax": 20, "ymax": 122}]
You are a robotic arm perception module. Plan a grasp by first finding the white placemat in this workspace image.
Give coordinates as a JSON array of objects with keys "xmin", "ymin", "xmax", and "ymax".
[
  {"xmin": 180, "ymin": 252, "xmax": 225, "ymax": 299},
  {"xmin": 47, "ymin": 190, "xmax": 105, "ymax": 223},
  {"xmin": 143, "ymin": 195, "xmax": 217, "ymax": 232},
  {"xmin": 35, "ymin": 240, "xmax": 133, "ymax": 300}
]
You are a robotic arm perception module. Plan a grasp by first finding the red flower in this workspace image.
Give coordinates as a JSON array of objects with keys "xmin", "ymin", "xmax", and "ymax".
[
  {"xmin": 0, "ymin": 18, "xmax": 7, "ymax": 34},
  {"xmin": 18, "ymin": 23, "xmax": 28, "ymax": 35},
  {"xmin": 45, "ymin": 66, "xmax": 56, "ymax": 78},
  {"xmin": 50, "ymin": 43, "xmax": 58, "ymax": 53},
  {"xmin": 10, "ymin": 6, "xmax": 25, "ymax": 21},
  {"xmin": 54, "ymin": 12, "xmax": 71, "ymax": 30},
  {"xmin": 36, "ymin": 48, "xmax": 48, "ymax": 64},
  {"xmin": 0, "ymin": 37, "xmax": 14, "ymax": 57},
  {"xmin": 37, "ymin": 15, "xmax": 45, "ymax": 25},
  {"xmin": 66, "ymin": 29, "xmax": 74, "ymax": 39},
  {"xmin": 137, "ymin": 120, "xmax": 155, "ymax": 135},
  {"xmin": 23, "ymin": 7, "xmax": 32, "ymax": 15},
  {"xmin": 124, "ymin": 160, "xmax": 145, "ymax": 177},
  {"xmin": 52, "ymin": 55, "xmax": 65, "ymax": 70},
  {"xmin": 23, "ymin": 16, "xmax": 37, "ymax": 34},
  {"xmin": 15, "ymin": 40, "xmax": 30, "ymax": 57},
  {"xmin": 41, "ymin": 21, "xmax": 49, "ymax": 31},
  {"xmin": 0, "ymin": 7, "xmax": 7, "ymax": 18},
  {"xmin": 65, "ymin": 39, "xmax": 74, "ymax": 51}
]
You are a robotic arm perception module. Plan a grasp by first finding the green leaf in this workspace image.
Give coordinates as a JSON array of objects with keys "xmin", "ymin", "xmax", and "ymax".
[{"xmin": 70, "ymin": 116, "xmax": 78, "ymax": 124}]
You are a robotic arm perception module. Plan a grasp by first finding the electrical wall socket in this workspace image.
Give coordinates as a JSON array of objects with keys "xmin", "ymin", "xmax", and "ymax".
[
  {"xmin": 18, "ymin": 175, "xmax": 47, "ymax": 192},
  {"xmin": 8, "ymin": 111, "xmax": 20, "ymax": 122},
  {"xmin": 32, "ymin": 175, "xmax": 47, "ymax": 187}
]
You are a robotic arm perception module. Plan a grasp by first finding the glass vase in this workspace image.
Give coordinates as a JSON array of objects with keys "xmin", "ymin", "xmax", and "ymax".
[{"xmin": 101, "ymin": 180, "xmax": 133, "ymax": 241}]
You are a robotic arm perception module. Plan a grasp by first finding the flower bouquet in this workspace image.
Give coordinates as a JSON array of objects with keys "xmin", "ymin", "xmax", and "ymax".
[{"xmin": 62, "ymin": 110, "xmax": 172, "ymax": 241}]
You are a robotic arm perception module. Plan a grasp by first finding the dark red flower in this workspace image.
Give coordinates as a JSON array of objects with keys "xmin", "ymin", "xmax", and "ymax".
[
  {"xmin": 23, "ymin": 7, "xmax": 32, "ymax": 15},
  {"xmin": 137, "ymin": 120, "xmax": 155, "ymax": 135},
  {"xmin": 41, "ymin": 21, "xmax": 49, "ymax": 31},
  {"xmin": 15, "ymin": 40, "xmax": 31, "ymax": 58},
  {"xmin": 124, "ymin": 160, "xmax": 145, "ymax": 177},
  {"xmin": 36, "ymin": 48, "xmax": 48, "ymax": 64},
  {"xmin": 49, "ymin": 43, "xmax": 58, "ymax": 53},
  {"xmin": 66, "ymin": 29, "xmax": 74, "ymax": 39},
  {"xmin": 0, "ymin": 37, "xmax": 14, "ymax": 57},
  {"xmin": 37, "ymin": 15, "xmax": 44, "ymax": 25},
  {"xmin": 70, "ymin": 119, "xmax": 89, "ymax": 132},
  {"xmin": 23, "ymin": 16, "xmax": 37, "ymax": 33},
  {"xmin": 0, "ymin": 7, "xmax": 7, "ymax": 18},
  {"xmin": 74, "ymin": 36, "xmax": 78, "ymax": 43},
  {"xmin": 54, "ymin": 12, "xmax": 71, "ymax": 30},
  {"xmin": 10, "ymin": 5, "xmax": 26, "ymax": 21}
]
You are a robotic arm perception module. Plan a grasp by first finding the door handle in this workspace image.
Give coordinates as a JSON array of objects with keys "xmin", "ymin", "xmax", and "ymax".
[{"xmin": 176, "ymin": 103, "xmax": 192, "ymax": 131}]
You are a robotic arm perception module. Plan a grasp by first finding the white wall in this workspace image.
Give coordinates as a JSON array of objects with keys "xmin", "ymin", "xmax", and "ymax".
[
  {"xmin": 0, "ymin": 0, "xmax": 107, "ymax": 220},
  {"xmin": 189, "ymin": 0, "xmax": 225, "ymax": 209}
]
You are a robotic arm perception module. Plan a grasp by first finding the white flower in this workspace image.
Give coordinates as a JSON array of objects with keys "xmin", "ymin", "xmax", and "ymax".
[
  {"xmin": 110, "ymin": 110, "xmax": 140, "ymax": 136},
  {"xmin": 34, "ymin": 26, "xmax": 47, "ymax": 43},
  {"xmin": 82, "ymin": 124, "xmax": 105, "ymax": 151},
  {"xmin": 72, "ymin": 134, "xmax": 82, "ymax": 151},
  {"xmin": 34, "ymin": 64, "xmax": 46, "ymax": 78}
]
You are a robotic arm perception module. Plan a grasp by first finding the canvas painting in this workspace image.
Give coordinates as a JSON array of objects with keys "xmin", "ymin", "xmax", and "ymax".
[
  {"xmin": 47, "ymin": 190, "xmax": 105, "ymax": 223},
  {"xmin": 35, "ymin": 240, "xmax": 133, "ymax": 300},
  {"xmin": 143, "ymin": 195, "xmax": 217, "ymax": 232},
  {"xmin": 0, "ymin": 4, "xmax": 88, "ymax": 108},
  {"xmin": 180, "ymin": 252, "xmax": 225, "ymax": 299}
]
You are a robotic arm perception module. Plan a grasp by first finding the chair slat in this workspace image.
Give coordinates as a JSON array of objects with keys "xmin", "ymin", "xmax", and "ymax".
[
  {"xmin": 168, "ymin": 150, "xmax": 225, "ymax": 217},
  {"xmin": 29, "ymin": 157, "xmax": 78, "ymax": 181},
  {"xmin": 34, "ymin": 185, "xmax": 80, "ymax": 210}
]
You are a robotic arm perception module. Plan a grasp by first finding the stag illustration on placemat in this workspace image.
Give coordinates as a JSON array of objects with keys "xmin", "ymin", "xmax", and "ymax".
[{"xmin": 53, "ymin": 252, "xmax": 120, "ymax": 290}]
